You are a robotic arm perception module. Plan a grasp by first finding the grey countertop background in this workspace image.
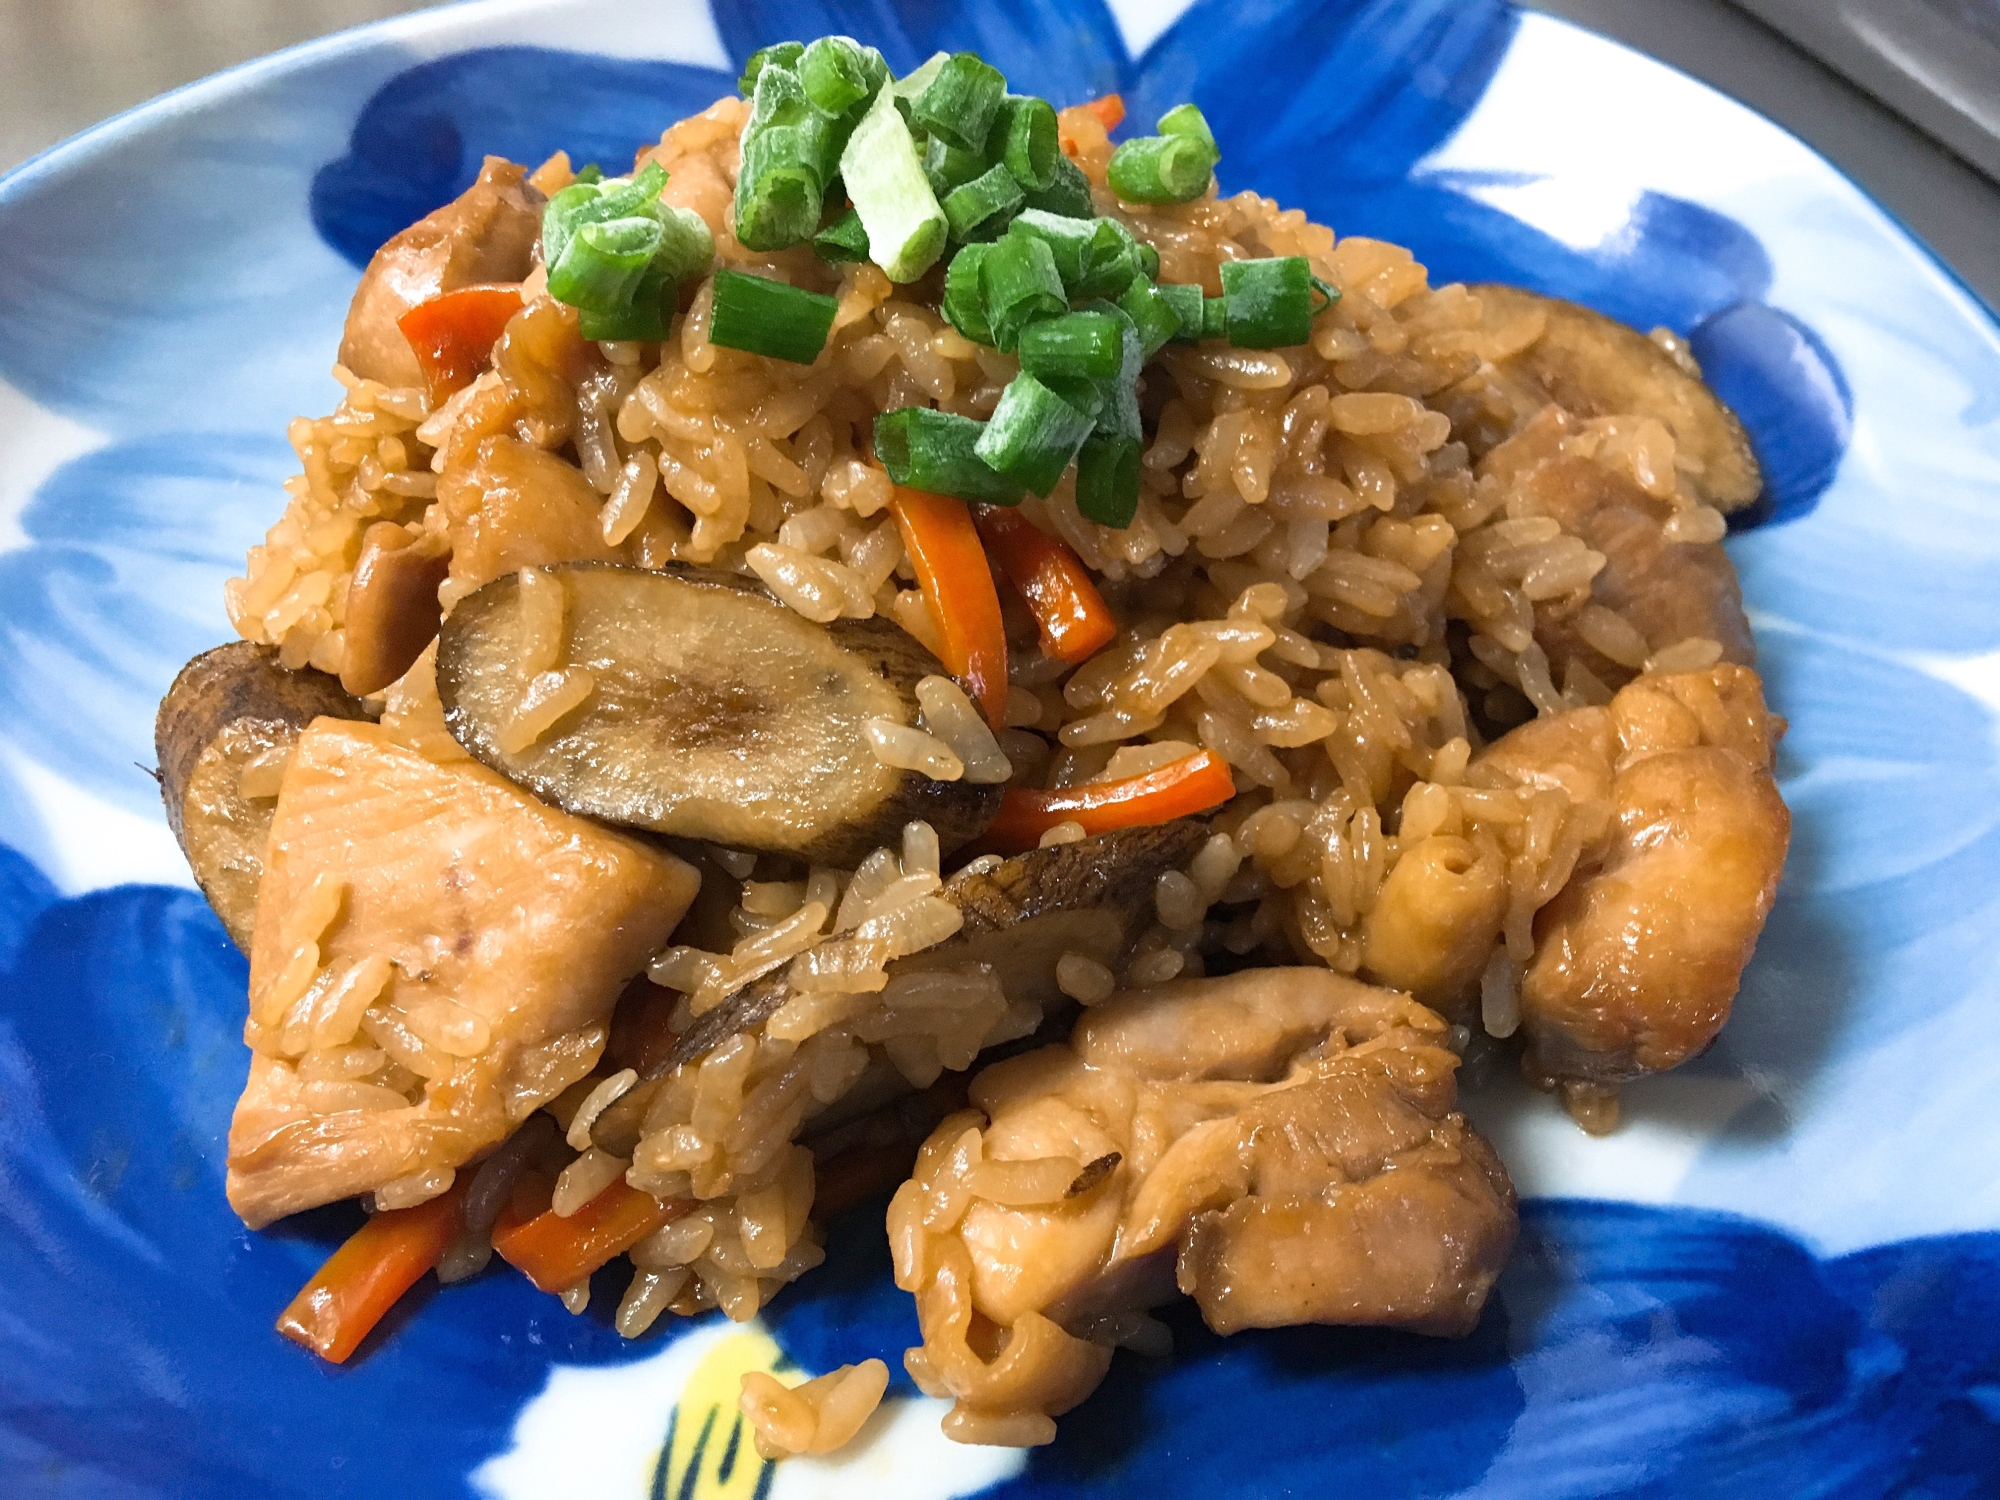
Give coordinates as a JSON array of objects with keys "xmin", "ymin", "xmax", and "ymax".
[{"xmin": 4, "ymin": 0, "xmax": 1996, "ymax": 313}]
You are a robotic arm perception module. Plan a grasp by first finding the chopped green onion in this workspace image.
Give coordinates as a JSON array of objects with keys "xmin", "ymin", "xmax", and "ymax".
[
  {"xmin": 738, "ymin": 41, "xmax": 804, "ymax": 97},
  {"xmin": 578, "ymin": 258, "xmax": 673, "ymax": 341},
  {"xmin": 1022, "ymin": 153, "xmax": 1093, "ymax": 218},
  {"xmin": 943, "ymin": 164, "xmax": 1026, "ymax": 241},
  {"xmin": 1156, "ymin": 103, "xmax": 1217, "ymax": 159},
  {"xmin": 542, "ymin": 161, "xmax": 669, "ymax": 269},
  {"xmin": 1040, "ymin": 375, "xmax": 1107, "ymax": 419},
  {"xmin": 1005, "ymin": 209, "xmax": 1094, "ymax": 288},
  {"xmin": 839, "ymin": 88, "xmax": 948, "ymax": 282},
  {"xmin": 924, "ymin": 135, "xmax": 990, "ymax": 197},
  {"xmin": 974, "ymin": 374, "xmax": 1096, "ymax": 496},
  {"xmin": 573, "ymin": 163, "xmax": 604, "ymax": 186},
  {"xmin": 1202, "ymin": 295, "xmax": 1228, "ymax": 340},
  {"xmin": 735, "ymin": 63, "xmax": 841, "ymax": 251},
  {"xmin": 1312, "ymin": 274, "xmax": 1342, "ymax": 313},
  {"xmin": 812, "ymin": 206, "xmax": 870, "ymax": 263},
  {"xmin": 1157, "ymin": 282, "xmax": 1206, "ymax": 342},
  {"xmin": 942, "ymin": 244, "xmax": 995, "ymax": 344},
  {"xmin": 996, "ymin": 97, "xmax": 1060, "ymax": 191},
  {"xmin": 889, "ymin": 52, "xmax": 951, "ymax": 113},
  {"xmin": 708, "ymin": 269, "xmax": 838, "ymax": 364},
  {"xmin": 911, "ymin": 53, "xmax": 1007, "ymax": 154},
  {"xmin": 978, "ymin": 230, "xmax": 1067, "ymax": 352},
  {"xmin": 1219, "ymin": 256, "xmax": 1315, "ymax": 348},
  {"xmin": 1076, "ymin": 434, "xmax": 1142, "ymax": 527},
  {"xmin": 1116, "ymin": 279, "xmax": 1183, "ymax": 358},
  {"xmin": 1107, "ymin": 133, "xmax": 1214, "ymax": 205},
  {"xmin": 555, "ymin": 221, "xmax": 665, "ymax": 325},
  {"xmin": 1072, "ymin": 217, "xmax": 1145, "ymax": 299},
  {"xmin": 874, "ymin": 407, "xmax": 1025, "ymax": 505},
  {"xmin": 1017, "ymin": 311, "xmax": 1126, "ymax": 382},
  {"xmin": 798, "ymin": 36, "xmax": 886, "ymax": 115},
  {"xmin": 1138, "ymin": 242, "xmax": 1161, "ymax": 280}
]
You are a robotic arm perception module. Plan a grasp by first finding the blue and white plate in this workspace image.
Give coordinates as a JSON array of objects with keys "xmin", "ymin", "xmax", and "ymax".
[{"xmin": 4, "ymin": 1, "xmax": 1998, "ymax": 1495}]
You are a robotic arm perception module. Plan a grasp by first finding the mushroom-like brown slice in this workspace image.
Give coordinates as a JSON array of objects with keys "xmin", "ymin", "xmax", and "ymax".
[
  {"xmin": 435, "ymin": 562, "xmax": 1006, "ymax": 866},
  {"xmin": 1459, "ymin": 284, "xmax": 1763, "ymax": 512},
  {"xmin": 588, "ymin": 820, "xmax": 1210, "ymax": 1157},
  {"xmin": 337, "ymin": 156, "xmax": 545, "ymax": 389},
  {"xmin": 889, "ymin": 968, "xmax": 1518, "ymax": 1446},
  {"xmin": 154, "ymin": 643, "xmax": 375, "ymax": 949},
  {"xmin": 339, "ymin": 523, "xmax": 453, "ymax": 696}
]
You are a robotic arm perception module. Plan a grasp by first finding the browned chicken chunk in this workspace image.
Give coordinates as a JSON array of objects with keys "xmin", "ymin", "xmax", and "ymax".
[
  {"xmin": 1476, "ymin": 665, "xmax": 1790, "ymax": 1096},
  {"xmin": 225, "ymin": 718, "xmax": 699, "ymax": 1228},
  {"xmin": 889, "ymin": 968, "xmax": 1517, "ymax": 1446},
  {"xmin": 337, "ymin": 157, "xmax": 545, "ymax": 388}
]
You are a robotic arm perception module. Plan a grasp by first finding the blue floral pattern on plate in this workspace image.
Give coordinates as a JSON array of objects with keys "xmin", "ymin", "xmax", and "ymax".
[{"xmin": 1, "ymin": 1, "xmax": 1997, "ymax": 1494}]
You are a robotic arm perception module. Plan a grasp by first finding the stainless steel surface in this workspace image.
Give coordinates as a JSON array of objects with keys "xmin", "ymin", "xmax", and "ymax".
[
  {"xmin": 1, "ymin": 0, "xmax": 1996, "ymax": 315},
  {"xmin": 1722, "ymin": 0, "xmax": 2000, "ymax": 184}
]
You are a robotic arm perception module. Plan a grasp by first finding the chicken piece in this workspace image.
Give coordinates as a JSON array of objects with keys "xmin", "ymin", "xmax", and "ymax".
[
  {"xmin": 338, "ymin": 157, "xmax": 545, "ymax": 389},
  {"xmin": 890, "ymin": 968, "xmax": 1517, "ymax": 1446},
  {"xmin": 1483, "ymin": 406, "xmax": 1756, "ymax": 689},
  {"xmin": 436, "ymin": 433, "xmax": 620, "ymax": 597},
  {"xmin": 225, "ymin": 718, "xmax": 698, "ymax": 1228},
  {"xmin": 339, "ymin": 523, "xmax": 453, "ymax": 696},
  {"xmin": 1479, "ymin": 665, "xmax": 1789, "ymax": 1093}
]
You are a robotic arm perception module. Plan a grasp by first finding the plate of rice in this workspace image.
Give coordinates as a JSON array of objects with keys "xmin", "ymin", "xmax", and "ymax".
[{"xmin": 3, "ymin": 0, "xmax": 1998, "ymax": 1496}]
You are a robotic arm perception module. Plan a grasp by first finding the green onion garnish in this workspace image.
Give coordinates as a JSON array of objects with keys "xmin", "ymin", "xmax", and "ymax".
[
  {"xmin": 1076, "ymin": 433, "xmax": 1143, "ymax": 527},
  {"xmin": 738, "ymin": 41, "xmax": 804, "ymax": 97},
  {"xmin": 1022, "ymin": 153, "xmax": 1094, "ymax": 219},
  {"xmin": 542, "ymin": 162, "xmax": 713, "ymax": 341},
  {"xmin": 924, "ymin": 135, "xmax": 990, "ymax": 198},
  {"xmin": 734, "ymin": 63, "xmax": 842, "ymax": 251},
  {"xmin": 1017, "ymin": 311, "xmax": 1126, "ymax": 383},
  {"xmin": 812, "ymin": 206, "xmax": 870, "ymax": 263},
  {"xmin": 573, "ymin": 163, "xmax": 604, "ymax": 186},
  {"xmin": 707, "ymin": 269, "xmax": 838, "ymax": 365},
  {"xmin": 874, "ymin": 407, "xmax": 1025, "ymax": 505},
  {"xmin": 839, "ymin": 88, "xmax": 949, "ymax": 283},
  {"xmin": 941, "ymin": 244, "xmax": 994, "ymax": 345},
  {"xmin": 1157, "ymin": 282, "xmax": 1206, "ymax": 342},
  {"xmin": 798, "ymin": 35, "xmax": 886, "ymax": 115},
  {"xmin": 978, "ymin": 230, "xmax": 1067, "ymax": 352},
  {"xmin": 547, "ymin": 217, "xmax": 661, "ymax": 313},
  {"xmin": 943, "ymin": 163, "xmax": 1026, "ymax": 242},
  {"xmin": 1116, "ymin": 279, "xmax": 1184, "ymax": 358},
  {"xmin": 1107, "ymin": 133, "xmax": 1214, "ymax": 205},
  {"xmin": 975, "ymin": 374, "xmax": 1096, "ymax": 496},
  {"xmin": 1219, "ymin": 256, "xmax": 1317, "ymax": 348},
  {"xmin": 1138, "ymin": 242, "xmax": 1161, "ymax": 280},
  {"xmin": 996, "ymin": 97, "xmax": 1060, "ymax": 192},
  {"xmin": 1072, "ymin": 218, "xmax": 1146, "ymax": 300},
  {"xmin": 1202, "ymin": 295, "xmax": 1228, "ymax": 340},
  {"xmin": 1157, "ymin": 103, "xmax": 1218, "ymax": 158},
  {"xmin": 911, "ymin": 53, "xmax": 1007, "ymax": 154}
]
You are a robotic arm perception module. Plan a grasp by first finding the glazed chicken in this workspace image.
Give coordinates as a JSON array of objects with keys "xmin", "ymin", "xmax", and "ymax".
[
  {"xmin": 889, "ymin": 968, "xmax": 1517, "ymax": 1446},
  {"xmin": 1474, "ymin": 664, "xmax": 1790, "ymax": 1093},
  {"xmin": 225, "ymin": 718, "xmax": 697, "ymax": 1227}
]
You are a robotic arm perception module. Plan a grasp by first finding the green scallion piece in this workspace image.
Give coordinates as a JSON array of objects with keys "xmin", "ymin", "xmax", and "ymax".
[
  {"xmin": 738, "ymin": 41, "xmax": 804, "ymax": 97},
  {"xmin": 943, "ymin": 163, "xmax": 1026, "ymax": 242},
  {"xmin": 1156, "ymin": 102, "xmax": 1218, "ymax": 159},
  {"xmin": 1075, "ymin": 434, "xmax": 1142, "ymax": 527},
  {"xmin": 1219, "ymin": 256, "xmax": 1315, "ymax": 348},
  {"xmin": 942, "ymin": 244, "xmax": 995, "ymax": 345},
  {"xmin": 812, "ymin": 206, "xmax": 871, "ymax": 263},
  {"xmin": 1022, "ymin": 153, "xmax": 1093, "ymax": 218},
  {"xmin": 974, "ymin": 374, "xmax": 1097, "ymax": 496},
  {"xmin": 546, "ymin": 219, "xmax": 659, "ymax": 313},
  {"xmin": 576, "ymin": 205, "xmax": 713, "ymax": 340},
  {"xmin": 735, "ymin": 63, "xmax": 840, "ymax": 251},
  {"xmin": 838, "ymin": 88, "xmax": 949, "ymax": 283},
  {"xmin": 574, "ymin": 163, "xmax": 604, "ymax": 186},
  {"xmin": 978, "ymin": 230, "xmax": 1067, "ymax": 352},
  {"xmin": 1072, "ymin": 217, "xmax": 1145, "ymax": 300},
  {"xmin": 798, "ymin": 36, "xmax": 886, "ymax": 115},
  {"xmin": 1116, "ymin": 279, "xmax": 1183, "ymax": 358},
  {"xmin": 1139, "ymin": 242, "xmax": 1161, "ymax": 280},
  {"xmin": 996, "ymin": 97, "xmax": 1060, "ymax": 191},
  {"xmin": 924, "ymin": 135, "xmax": 990, "ymax": 198},
  {"xmin": 1202, "ymin": 295, "xmax": 1228, "ymax": 340},
  {"xmin": 1005, "ymin": 209, "xmax": 1094, "ymax": 289},
  {"xmin": 874, "ymin": 407, "xmax": 1025, "ymax": 505},
  {"xmin": 1106, "ymin": 132, "xmax": 1215, "ymax": 205},
  {"xmin": 1157, "ymin": 282, "xmax": 1206, "ymax": 342},
  {"xmin": 708, "ymin": 269, "xmax": 838, "ymax": 364},
  {"xmin": 888, "ymin": 52, "xmax": 951, "ymax": 115},
  {"xmin": 1017, "ymin": 311, "xmax": 1126, "ymax": 383},
  {"xmin": 1312, "ymin": 274, "xmax": 1342, "ymax": 313},
  {"xmin": 911, "ymin": 52, "xmax": 1007, "ymax": 154},
  {"xmin": 542, "ymin": 161, "xmax": 669, "ymax": 269}
]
